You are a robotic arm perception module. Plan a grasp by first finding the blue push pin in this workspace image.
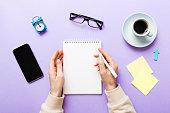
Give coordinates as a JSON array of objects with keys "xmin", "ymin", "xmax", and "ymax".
[{"xmin": 153, "ymin": 49, "xmax": 160, "ymax": 61}]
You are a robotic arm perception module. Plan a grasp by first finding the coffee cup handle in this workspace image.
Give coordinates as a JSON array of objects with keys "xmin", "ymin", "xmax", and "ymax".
[{"xmin": 147, "ymin": 31, "xmax": 153, "ymax": 37}]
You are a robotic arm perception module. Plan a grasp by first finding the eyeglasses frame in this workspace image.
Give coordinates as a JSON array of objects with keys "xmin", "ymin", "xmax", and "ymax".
[{"xmin": 70, "ymin": 13, "xmax": 104, "ymax": 30}]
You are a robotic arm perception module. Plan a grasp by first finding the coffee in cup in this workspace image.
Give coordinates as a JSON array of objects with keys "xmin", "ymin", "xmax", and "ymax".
[{"xmin": 133, "ymin": 19, "xmax": 152, "ymax": 37}]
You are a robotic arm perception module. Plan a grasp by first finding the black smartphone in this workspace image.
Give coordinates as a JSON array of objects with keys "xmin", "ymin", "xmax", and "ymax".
[{"xmin": 13, "ymin": 44, "xmax": 43, "ymax": 83}]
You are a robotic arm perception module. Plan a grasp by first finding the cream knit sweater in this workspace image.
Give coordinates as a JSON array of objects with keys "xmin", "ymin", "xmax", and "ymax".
[{"xmin": 40, "ymin": 85, "xmax": 136, "ymax": 113}]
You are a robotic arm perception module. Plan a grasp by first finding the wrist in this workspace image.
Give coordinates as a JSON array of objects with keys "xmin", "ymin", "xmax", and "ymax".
[
  {"xmin": 105, "ymin": 84, "xmax": 117, "ymax": 91},
  {"xmin": 50, "ymin": 90, "xmax": 62, "ymax": 97}
]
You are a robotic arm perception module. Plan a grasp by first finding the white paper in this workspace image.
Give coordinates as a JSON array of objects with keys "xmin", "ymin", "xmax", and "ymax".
[{"xmin": 63, "ymin": 41, "xmax": 102, "ymax": 94}]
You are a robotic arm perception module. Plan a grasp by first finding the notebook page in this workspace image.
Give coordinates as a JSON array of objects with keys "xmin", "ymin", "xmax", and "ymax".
[{"xmin": 63, "ymin": 41, "xmax": 102, "ymax": 94}]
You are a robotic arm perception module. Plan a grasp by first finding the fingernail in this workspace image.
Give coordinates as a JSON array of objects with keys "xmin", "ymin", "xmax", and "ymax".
[
  {"xmin": 99, "ymin": 56, "xmax": 102, "ymax": 61},
  {"xmin": 57, "ymin": 59, "xmax": 60, "ymax": 64}
]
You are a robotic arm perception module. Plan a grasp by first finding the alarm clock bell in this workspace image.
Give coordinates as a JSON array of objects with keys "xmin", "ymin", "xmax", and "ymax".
[{"xmin": 32, "ymin": 16, "xmax": 47, "ymax": 33}]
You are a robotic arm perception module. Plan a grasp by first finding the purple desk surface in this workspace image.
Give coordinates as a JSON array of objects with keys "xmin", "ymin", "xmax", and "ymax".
[{"xmin": 0, "ymin": 0, "xmax": 170, "ymax": 113}]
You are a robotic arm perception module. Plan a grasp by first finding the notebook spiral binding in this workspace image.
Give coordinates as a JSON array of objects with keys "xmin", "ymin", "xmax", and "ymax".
[{"xmin": 64, "ymin": 41, "xmax": 101, "ymax": 43}]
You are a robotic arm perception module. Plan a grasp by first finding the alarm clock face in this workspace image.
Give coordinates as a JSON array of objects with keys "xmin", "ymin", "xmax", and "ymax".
[{"xmin": 35, "ymin": 22, "xmax": 45, "ymax": 31}]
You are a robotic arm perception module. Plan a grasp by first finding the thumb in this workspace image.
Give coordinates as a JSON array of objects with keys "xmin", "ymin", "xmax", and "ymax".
[
  {"xmin": 98, "ymin": 56, "xmax": 106, "ymax": 74},
  {"xmin": 56, "ymin": 59, "xmax": 63, "ymax": 75}
]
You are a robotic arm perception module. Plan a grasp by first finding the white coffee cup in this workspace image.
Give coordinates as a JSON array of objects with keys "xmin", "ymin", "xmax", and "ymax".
[{"xmin": 133, "ymin": 19, "xmax": 153, "ymax": 37}]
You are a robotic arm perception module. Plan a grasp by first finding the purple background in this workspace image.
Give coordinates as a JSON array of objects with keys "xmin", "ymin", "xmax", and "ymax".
[{"xmin": 0, "ymin": 0, "xmax": 170, "ymax": 113}]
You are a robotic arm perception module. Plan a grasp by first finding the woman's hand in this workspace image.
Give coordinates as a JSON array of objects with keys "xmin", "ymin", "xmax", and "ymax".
[
  {"xmin": 49, "ymin": 49, "xmax": 64, "ymax": 97},
  {"xmin": 94, "ymin": 48, "xmax": 118, "ymax": 91}
]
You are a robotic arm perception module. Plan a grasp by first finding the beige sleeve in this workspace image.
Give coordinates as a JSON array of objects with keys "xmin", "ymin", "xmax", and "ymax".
[
  {"xmin": 105, "ymin": 84, "xmax": 136, "ymax": 113},
  {"xmin": 40, "ymin": 93, "xmax": 64, "ymax": 113}
]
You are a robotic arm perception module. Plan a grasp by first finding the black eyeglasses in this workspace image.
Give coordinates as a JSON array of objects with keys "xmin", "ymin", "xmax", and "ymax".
[{"xmin": 70, "ymin": 13, "xmax": 104, "ymax": 30}]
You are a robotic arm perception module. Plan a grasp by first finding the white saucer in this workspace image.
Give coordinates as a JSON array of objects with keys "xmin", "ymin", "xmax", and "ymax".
[{"xmin": 122, "ymin": 13, "xmax": 157, "ymax": 47}]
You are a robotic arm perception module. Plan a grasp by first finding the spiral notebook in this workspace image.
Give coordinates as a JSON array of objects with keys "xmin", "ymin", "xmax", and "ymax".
[{"xmin": 63, "ymin": 41, "xmax": 102, "ymax": 94}]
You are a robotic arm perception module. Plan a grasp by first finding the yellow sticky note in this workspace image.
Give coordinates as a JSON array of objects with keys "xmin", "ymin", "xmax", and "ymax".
[
  {"xmin": 131, "ymin": 71, "xmax": 159, "ymax": 96},
  {"xmin": 127, "ymin": 56, "xmax": 153, "ymax": 79}
]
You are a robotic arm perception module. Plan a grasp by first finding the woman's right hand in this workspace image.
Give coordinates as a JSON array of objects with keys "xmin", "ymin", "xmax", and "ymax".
[
  {"xmin": 49, "ymin": 49, "xmax": 64, "ymax": 97},
  {"xmin": 94, "ymin": 48, "xmax": 118, "ymax": 91}
]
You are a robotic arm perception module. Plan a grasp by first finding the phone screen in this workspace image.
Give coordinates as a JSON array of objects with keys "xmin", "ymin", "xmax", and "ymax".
[{"xmin": 13, "ymin": 44, "xmax": 43, "ymax": 83}]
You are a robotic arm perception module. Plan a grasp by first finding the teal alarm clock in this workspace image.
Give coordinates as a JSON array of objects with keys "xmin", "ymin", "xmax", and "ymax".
[{"xmin": 32, "ymin": 16, "xmax": 47, "ymax": 33}]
